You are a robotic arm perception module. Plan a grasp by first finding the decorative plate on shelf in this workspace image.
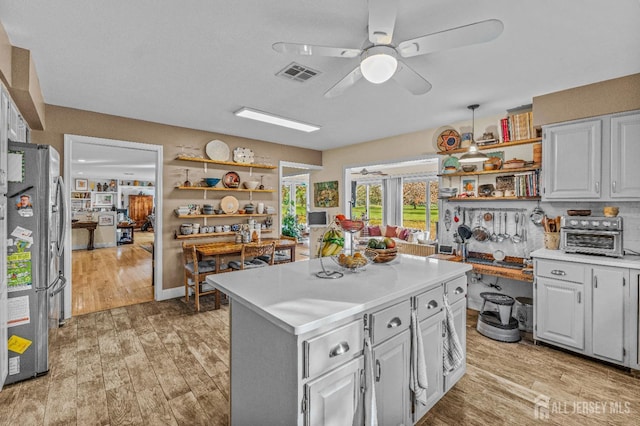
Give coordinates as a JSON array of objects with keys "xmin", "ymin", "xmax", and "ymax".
[
  {"xmin": 233, "ymin": 147, "xmax": 255, "ymax": 164},
  {"xmin": 222, "ymin": 171, "xmax": 240, "ymax": 188},
  {"xmin": 437, "ymin": 129, "xmax": 461, "ymax": 152},
  {"xmin": 205, "ymin": 140, "xmax": 230, "ymax": 161},
  {"xmin": 220, "ymin": 196, "xmax": 239, "ymax": 214}
]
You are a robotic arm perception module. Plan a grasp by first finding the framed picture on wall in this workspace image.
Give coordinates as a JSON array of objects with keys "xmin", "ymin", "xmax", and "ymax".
[
  {"xmin": 314, "ymin": 181, "xmax": 339, "ymax": 207},
  {"xmin": 75, "ymin": 178, "xmax": 88, "ymax": 191},
  {"xmin": 460, "ymin": 176, "xmax": 478, "ymax": 197},
  {"xmin": 98, "ymin": 215, "xmax": 114, "ymax": 226},
  {"xmin": 94, "ymin": 193, "xmax": 114, "ymax": 207}
]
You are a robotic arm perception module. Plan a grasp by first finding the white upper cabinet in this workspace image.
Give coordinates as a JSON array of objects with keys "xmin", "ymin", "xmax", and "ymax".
[
  {"xmin": 542, "ymin": 118, "xmax": 602, "ymax": 199},
  {"xmin": 610, "ymin": 111, "xmax": 640, "ymax": 198},
  {"xmin": 543, "ymin": 110, "xmax": 640, "ymax": 201}
]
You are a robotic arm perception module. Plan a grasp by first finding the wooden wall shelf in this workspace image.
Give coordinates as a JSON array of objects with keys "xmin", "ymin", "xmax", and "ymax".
[
  {"xmin": 437, "ymin": 137, "xmax": 542, "ymax": 156},
  {"xmin": 174, "ymin": 213, "xmax": 272, "ymax": 219},
  {"xmin": 175, "ymin": 186, "xmax": 275, "ymax": 193},
  {"xmin": 438, "ymin": 165, "xmax": 540, "ymax": 177},
  {"xmin": 443, "ymin": 196, "xmax": 541, "ymax": 202},
  {"xmin": 176, "ymin": 155, "xmax": 277, "ymax": 169}
]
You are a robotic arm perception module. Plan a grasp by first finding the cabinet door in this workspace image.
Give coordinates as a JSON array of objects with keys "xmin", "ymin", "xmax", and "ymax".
[
  {"xmin": 543, "ymin": 119, "xmax": 602, "ymax": 199},
  {"xmin": 535, "ymin": 277, "xmax": 585, "ymax": 350},
  {"xmin": 128, "ymin": 195, "xmax": 154, "ymax": 227},
  {"xmin": 414, "ymin": 313, "xmax": 443, "ymax": 422},
  {"xmin": 610, "ymin": 112, "xmax": 640, "ymax": 199},
  {"xmin": 306, "ymin": 356, "xmax": 362, "ymax": 426},
  {"xmin": 373, "ymin": 329, "xmax": 411, "ymax": 426},
  {"xmin": 444, "ymin": 298, "xmax": 467, "ymax": 391},
  {"xmin": 631, "ymin": 270, "xmax": 639, "ymax": 371},
  {"xmin": 592, "ymin": 266, "xmax": 627, "ymax": 363}
]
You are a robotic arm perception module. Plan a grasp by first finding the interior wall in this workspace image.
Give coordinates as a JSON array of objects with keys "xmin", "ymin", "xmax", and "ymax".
[{"xmin": 32, "ymin": 105, "xmax": 322, "ymax": 292}]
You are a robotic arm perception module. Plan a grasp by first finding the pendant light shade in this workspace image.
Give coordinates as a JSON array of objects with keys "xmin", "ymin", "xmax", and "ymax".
[{"xmin": 459, "ymin": 104, "xmax": 488, "ymax": 163}]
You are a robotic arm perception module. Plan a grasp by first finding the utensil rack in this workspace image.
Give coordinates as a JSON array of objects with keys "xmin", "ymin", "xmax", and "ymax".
[{"xmin": 451, "ymin": 206, "xmax": 527, "ymax": 213}]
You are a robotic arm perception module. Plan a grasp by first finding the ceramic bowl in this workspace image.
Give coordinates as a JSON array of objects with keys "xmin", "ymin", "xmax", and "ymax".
[
  {"xmin": 244, "ymin": 180, "xmax": 260, "ymax": 190},
  {"xmin": 204, "ymin": 178, "xmax": 221, "ymax": 187}
]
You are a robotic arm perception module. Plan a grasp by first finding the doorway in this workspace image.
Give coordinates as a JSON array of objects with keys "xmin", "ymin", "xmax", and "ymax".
[{"xmin": 63, "ymin": 135, "xmax": 163, "ymax": 318}]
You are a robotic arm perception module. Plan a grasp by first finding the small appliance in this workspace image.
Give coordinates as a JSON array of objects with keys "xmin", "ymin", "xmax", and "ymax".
[{"xmin": 560, "ymin": 216, "xmax": 624, "ymax": 258}]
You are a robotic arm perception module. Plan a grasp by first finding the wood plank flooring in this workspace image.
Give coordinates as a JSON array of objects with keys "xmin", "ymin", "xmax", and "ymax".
[
  {"xmin": 72, "ymin": 231, "xmax": 155, "ymax": 316},
  {"xmin": 2, "ymin": 304, "xmax": 638, "ymax": 425}
]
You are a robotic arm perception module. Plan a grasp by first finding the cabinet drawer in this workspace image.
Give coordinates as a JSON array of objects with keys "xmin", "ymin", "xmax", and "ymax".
[
  {"xmin": 371, "ymin": 300, "xmax": 411, "ymax": 345},
  {"xmin": 416, "ymin": 285, "xmax": 444, "ymax": 322},
  {"xmin": 304, "ymin": 319, "xmax": 364, "ymax": 379},
  {"xmin": 444, "ymin": 275, "xmax": 467, "ymax": 305},
  {"xmin": 536, "ymin": 259, "xmax": 584, "ymax": 283}
]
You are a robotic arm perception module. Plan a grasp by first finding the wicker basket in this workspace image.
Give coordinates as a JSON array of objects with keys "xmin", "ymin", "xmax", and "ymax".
[{"xmin": 365, "ymin": 247, "xmax": 398, "ymax": 263}]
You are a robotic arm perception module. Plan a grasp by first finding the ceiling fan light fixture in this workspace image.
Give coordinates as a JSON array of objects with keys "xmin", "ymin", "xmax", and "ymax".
[
  {"xmin": 459, "ymin": 104, "xmax": 489, "ymax": 163},
  {"xmin": 360, "ymin": 45, "xmax": 398, "ymax": 84}
]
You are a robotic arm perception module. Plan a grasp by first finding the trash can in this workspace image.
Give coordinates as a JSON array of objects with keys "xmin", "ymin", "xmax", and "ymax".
[{"xmin": 515, "ymin": 297, "xmax": 534, "ymax": 332}]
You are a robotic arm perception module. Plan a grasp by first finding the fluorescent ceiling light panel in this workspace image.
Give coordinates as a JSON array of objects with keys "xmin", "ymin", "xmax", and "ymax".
[{"xmin": 234, "ymin": 107, "xmax": 320, "ymax": 132}]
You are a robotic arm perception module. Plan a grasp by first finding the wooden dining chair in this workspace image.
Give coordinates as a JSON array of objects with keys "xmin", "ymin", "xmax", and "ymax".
[
  {"xmin": 231, "ymin": 241, "xmax": 277, "ymax": 270},
  {"xmin": 182, "ymin": 242, "xmax": 220, "ymax": 311},
  {"xmin": 273, "ymin": 235, "xmax": 297, "ymax": 264}
]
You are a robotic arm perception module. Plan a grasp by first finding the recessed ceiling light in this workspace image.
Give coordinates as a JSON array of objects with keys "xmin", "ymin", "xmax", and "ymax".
[
  {"xmin": 77, "ymin": 172, "xmax": 83, "ymax": 175},
  {"xmin": 77, "ymin": 159, "xmax": 86, "ymax": 162},
  {"xmin": 124, "ymin": 172, "xmax": 134, "ymax": 175},
  {"xmin": 234, "ymin": 107, "xmax": 320, "ymax": 132}
]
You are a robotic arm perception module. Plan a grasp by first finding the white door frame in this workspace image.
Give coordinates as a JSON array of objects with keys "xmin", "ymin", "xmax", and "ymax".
[
  {"xmin": 63, "ymin": 135, "xmax": 163, "ymax": 319},
  {"xmin": 278, "ymin": 161, "xmax": 323, "ymax": 232}
]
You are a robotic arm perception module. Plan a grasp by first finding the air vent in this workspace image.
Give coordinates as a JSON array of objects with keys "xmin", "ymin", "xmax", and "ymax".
[{"xmin": 276, "ymin": 62, "xmax": 321, "ymax": 83}]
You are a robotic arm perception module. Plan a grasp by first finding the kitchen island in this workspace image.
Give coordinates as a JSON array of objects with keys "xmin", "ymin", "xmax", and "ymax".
[{"xmin": 207, "ymin": 255, "xmax": 471, "ymax": 425}]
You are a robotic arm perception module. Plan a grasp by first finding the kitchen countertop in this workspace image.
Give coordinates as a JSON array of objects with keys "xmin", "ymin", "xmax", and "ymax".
[
  {"xmin": 206, "ymin": 254, "xmax": 471, "ymax": 335},
  {"xmin": 531, "ymin": 249, "xmax": 640, "ymax": 268}
]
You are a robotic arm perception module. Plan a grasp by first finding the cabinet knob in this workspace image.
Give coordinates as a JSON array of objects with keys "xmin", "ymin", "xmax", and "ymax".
[
  {"xmin": 375, "ymin": 360, "xmax": 381, "ymax": 382},
  {"xmin": 454, "ymin": 286, "xmax": 465, "ymax": 295},
  {"xmin": 328, "ymin": 341, "xmax": 350, "ymax": 358},
  {"xmin": 387, "ymin": 317, "xmax": 402, "ymax": 328},
  {"xmin": 427, "ymin": 300, "xmax": 439, "ymax": 310},
  {"xmin": 551, "ymin": 270, "xmax": 566, "ymax": 276},
  {"xmin": 612, "ymin": 181, "xmax": 617, "ymax": 193},
  {"xmin": 595, "ymin": 182, "xmax": 600, "ymax": 194}
]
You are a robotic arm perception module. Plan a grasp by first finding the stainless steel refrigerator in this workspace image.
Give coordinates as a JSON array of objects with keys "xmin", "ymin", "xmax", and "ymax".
[{"xmin": 5, "ymin": 141, "xmax": 67, "ymax": 385}]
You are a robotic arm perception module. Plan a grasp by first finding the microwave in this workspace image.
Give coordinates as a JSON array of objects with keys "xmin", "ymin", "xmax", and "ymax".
[{"xmin": 307, "ymin": 211, "xmax": 328, "ymax": 226}]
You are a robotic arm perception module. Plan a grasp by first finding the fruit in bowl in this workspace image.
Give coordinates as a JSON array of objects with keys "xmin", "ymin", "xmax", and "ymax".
[
  {"xmin": 365, "ymin": 238, "xmax": 398, "ymax": 263},
  {"xmin": 332, "ymin": 251, "xmax": 375, "ymax": 272}
]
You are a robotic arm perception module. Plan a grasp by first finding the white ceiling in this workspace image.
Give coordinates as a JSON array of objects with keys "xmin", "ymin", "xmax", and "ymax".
[
  {"xmin": 1, "ymin": 1, "xmax": 639, "ymax": 151},
  {"xmin": 71, "ymin": 138, "xmax": 157, "ymax": 181}
]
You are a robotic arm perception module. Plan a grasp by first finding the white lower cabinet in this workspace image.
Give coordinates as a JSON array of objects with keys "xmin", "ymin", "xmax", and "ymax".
[
  {"xmin": 535, "ymin": 276, "xmax": 585, "ymax": 350},
  {"xmin": 534, "ymin": 258, "xmax": 637, "ymax": 369},
  {"xmin": 373, "ymin": 330, "xmax": 411, "ymax": 426},
  {"xmin": 306, "ymin": 356, "xmax": 363, "ymax": 426},
  {"xmin": 631, "ymin": 270, "xmax": 640, "ymax": 371},
  {"xmin": 591, "ymin": 266, "xmax": 626, "ymax": 362}
]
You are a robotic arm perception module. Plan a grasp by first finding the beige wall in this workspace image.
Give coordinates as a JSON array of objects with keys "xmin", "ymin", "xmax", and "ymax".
[
  {"xmin": 0, "ymin": 22, "xmax": 11, "ymax": 87},
  {"xmin": 533, "ymin": 73, "xmax": 640, "ymax": 126},
  {"xmin": 31, "ymin": 105, "xmax": 322, "ymax": 291},
  {"xmin": 315, "ymin": 114, "xmax": 504, "ymax": 219}
]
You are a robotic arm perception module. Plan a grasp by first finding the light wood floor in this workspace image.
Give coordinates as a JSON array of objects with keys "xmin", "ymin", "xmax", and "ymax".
[
  {"xmin": 1, "ymin": 305, "xmax": 638, "ymax": 425},
  {"xmin": 72, "ymin": 231, "xmax": 155, "ymax": 316}
]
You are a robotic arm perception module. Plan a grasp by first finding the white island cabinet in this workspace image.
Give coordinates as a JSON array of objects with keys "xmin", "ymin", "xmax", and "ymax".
[{"xmin": 207, "ymin": 255, "xmax": 471, "ymax": 426}]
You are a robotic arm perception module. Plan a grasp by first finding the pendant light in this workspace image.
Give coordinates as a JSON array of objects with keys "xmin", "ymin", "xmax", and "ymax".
[{"xmin": 459, "ymin": 104, "xmax": 488, "ymax": 163}]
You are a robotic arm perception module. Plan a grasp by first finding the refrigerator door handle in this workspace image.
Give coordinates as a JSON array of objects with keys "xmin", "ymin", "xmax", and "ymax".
[
  {"xmin": 55, "ymin": 176, "xmax": 67, "ymax": 257},
  {"xmin": 50, "ymin": 272, "xmax": 67, "ymax": 297}
]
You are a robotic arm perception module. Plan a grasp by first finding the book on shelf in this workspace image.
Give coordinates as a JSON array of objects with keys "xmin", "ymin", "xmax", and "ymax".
[
  {"xmin": 500, "ymin": 108, "xmax": 535, "ymax": 142},
  {"xmin": 513, "ymin": 170, "xmax": 540, "ymax": 197}
]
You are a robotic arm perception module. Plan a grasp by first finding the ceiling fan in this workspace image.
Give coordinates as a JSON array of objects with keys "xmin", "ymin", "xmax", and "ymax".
[
  {"xmin": 354, "ymin": 168, "xmax": 388, "ymax": 176},
  {"xmin": 273, "ymin": 0, "xmax": 503, "ymax": 98}
]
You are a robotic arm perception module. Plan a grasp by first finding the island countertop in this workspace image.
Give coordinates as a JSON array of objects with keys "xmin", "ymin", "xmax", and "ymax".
[{"xmin": 206, "ymin": 255, "xmax": 471, "ymax": 335}]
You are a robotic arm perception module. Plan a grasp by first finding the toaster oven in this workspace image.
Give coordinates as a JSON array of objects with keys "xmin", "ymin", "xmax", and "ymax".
[{"xmin": 560, "ymin": 216, "xmax": 624, "ymax": 258}]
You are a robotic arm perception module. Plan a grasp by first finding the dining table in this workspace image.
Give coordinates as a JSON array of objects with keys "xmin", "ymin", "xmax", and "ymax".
[{"xmin": 194, "ymin": 238, "xmax": 297, "ymax": 274}]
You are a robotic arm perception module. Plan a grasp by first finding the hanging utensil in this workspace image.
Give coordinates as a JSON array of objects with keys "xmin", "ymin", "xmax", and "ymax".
[
  {"xmin": 454, "ymin": 207, "xmax": 460, "ymax": 223},
  {"xmin": 497, "ymin": 211, "xmax": 505, "ymax": 242},
  {"xmin": 444, "ymin": 209, "xmax": 452, "ymax": 231},
  {"xmin": 458, "ymin": 207, "xmax": 473, "ymax": 241},
  {"xmin": 502, "ymin": 212, "xmax": 511, "ymax": 240},
  {"xmin": 472, "ymin": 213, "xmax": 490, "ymax": 242},
  {"xmin": 490, "ymin": 213, "xmax": 498, "ymax": 242},
  {"xmin": 483, "ymin": 212, "xmax": 493, "ymax": 222},
  {"xmin": 512, "ymin": 212, "xmax": 522, "ymax": 243},
  {"xmin": 530, "ymin": 204, "xmax": 545, "ymax": 226}
]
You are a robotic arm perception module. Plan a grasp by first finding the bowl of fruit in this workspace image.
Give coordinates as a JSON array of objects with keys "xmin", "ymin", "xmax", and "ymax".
[
  {"xmin": 332, "ymin": 251, "xmax": 376, "ymax": 272},
  {"xmin": 335, "ymin": 215, "xmax": 365, "ymax": 233},
  {"xmin": 365, "ymin": 238, "xmax": 398, "ymax": 263}
]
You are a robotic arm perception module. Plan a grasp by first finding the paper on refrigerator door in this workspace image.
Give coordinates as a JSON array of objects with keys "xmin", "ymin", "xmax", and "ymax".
[{"xmin": 7, "ymin": 295, "xmax": 30, "ymax": 327}]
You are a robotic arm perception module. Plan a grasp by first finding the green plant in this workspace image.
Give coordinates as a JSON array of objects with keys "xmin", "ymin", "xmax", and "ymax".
[{"xmin": 281, "ymin": 200, "xmax": 302, "ymax": 239}]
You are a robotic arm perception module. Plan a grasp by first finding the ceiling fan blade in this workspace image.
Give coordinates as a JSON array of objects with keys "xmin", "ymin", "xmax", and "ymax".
[
  {"xmin": 272, "ymin": 42, "xmax": 361, "ymax": 58},
  {"xmin": 368, "ymin": 0, "xmax": 399, "ymax": 45},
  {"xmin": 397, "ymin": 19, "xmax": 504, "ymax": 58},
  {"xmin": 324, "ymin": 66, "xmax": 363, "ymax": 98},
  {"xmin": 392, "ymin": 61, "xmax": 432, "ymax": 95}
]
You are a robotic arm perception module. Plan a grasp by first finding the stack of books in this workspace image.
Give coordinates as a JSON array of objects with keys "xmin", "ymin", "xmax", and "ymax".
[
  {"xmin": 513, "ymin": 170, "xmax": 540, "ymax": 197},
  {"xmin": 500, "ymin": 106, "xmax": 535, "ymax": 142}
]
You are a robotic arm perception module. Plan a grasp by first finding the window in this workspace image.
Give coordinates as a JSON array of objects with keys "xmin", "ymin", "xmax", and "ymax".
[
  {"xmin": 352, "ymin": 182, "xmax": 383, "ymax": 225},
  {"xmin": 281, "ymin": 176, "xmax": 309, "ymax": 227},
  {"xmin": 402, "ymin": 178, "xmax": 438, "ymax": 237}
]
